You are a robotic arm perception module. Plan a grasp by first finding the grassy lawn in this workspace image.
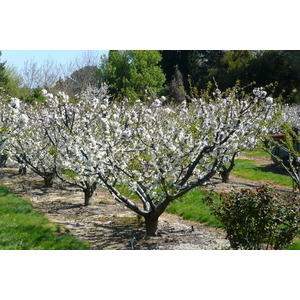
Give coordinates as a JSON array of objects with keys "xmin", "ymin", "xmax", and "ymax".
[
  {"xmin": 241, "ymin": 148, "xmax": 270, "ymax": 157},
  {"xmin": 166, "ymin": 188, "xmax": 221, "ymax": 227},
  {"xmin": 0, "ymin": 185, "xmax": 88, "ymax": 250},
  {"xmin": 232, "ymin": 159, "xmax": 293, "ymax": 188}
]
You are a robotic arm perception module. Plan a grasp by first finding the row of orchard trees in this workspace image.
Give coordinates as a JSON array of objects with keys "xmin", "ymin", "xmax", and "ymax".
[
  {"xmin": 264, "ymin": 103, "xmax": 300, "ymax": 191},
  {"xmin": 1, "ymin": 85, "xmax": 278, "ymax": 235}
]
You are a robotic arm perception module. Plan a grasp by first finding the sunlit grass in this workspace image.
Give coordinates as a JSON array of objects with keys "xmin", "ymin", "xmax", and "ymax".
[
  {"xmin": 166, "ymin": 188, "xmax": 221, "ymax": 227},
  {"xmin": 288, "ymin": 238, "xmax": 300, "ymax": 250},
  {"xmin": 232, "ymin": 159, "xmax": 293, "ymax": 187},
  {"xmin": 241, "ymin": 148, "xmax": 270, "ymax": 157},
  {"xmin": 0, "ymin": 185, "xmax": 88, "ymax": 250}
]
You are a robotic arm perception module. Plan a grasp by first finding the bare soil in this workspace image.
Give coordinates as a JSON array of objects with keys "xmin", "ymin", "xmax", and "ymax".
[{"xmin": 0, "ymin": 155, "xmax": 293, "ymax": 250}]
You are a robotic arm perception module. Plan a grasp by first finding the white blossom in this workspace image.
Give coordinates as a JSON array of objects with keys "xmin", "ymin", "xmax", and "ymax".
[
  {"xmin": 10, "ymin": 98, "xmax": 20, "ymax": 109},
  {"xmin": 17, "ymin": 114, "xmax": 29, "ymax": 128}
]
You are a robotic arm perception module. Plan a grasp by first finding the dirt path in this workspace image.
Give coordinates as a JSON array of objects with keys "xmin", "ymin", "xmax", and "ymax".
[{"xmin": 0, "ymin": 166, "xmax": 229, "ymax": 250}]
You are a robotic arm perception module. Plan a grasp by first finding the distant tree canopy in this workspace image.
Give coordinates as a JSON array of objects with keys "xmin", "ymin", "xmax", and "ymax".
[
  {"xmin": 3, "ymin": 50, "xmax": 300, "ymax": 104},
  {"xmin": 211, "ymin": 50, "xmax": 300, "ymax": 101},
  {"xmin": 54, "ymin": 65, "xmax": 98, "ymax": 97},
  {"xmin": 97, "ymin": 50, "xmax": 166, "ymax": 100},
  {"xmin": 160, "ymin": 50, "xmax": 300, "ymax": 103}
]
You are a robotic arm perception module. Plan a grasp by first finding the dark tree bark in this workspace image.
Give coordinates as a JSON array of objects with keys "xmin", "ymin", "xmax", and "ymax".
[
  {"xmin": 0, "ymin": 154, "xmax": 8, "ymax": 167},
  {"xmin": 18, "ymin": 166, "xmax": 27, "ymax": 175},
  {"xmin": 44, "ymin": 173, "xmax": 55, "ymax": 187},
  {"xmin": 144, "ymin": 215, "xmax": 159, "ymax": 236},
  {"xmin": 83, "ymin": 182, "xmax": 97, "ymax": 206},
  {"xmin": 219, "ymin": 152, "xmax": 237, "ymax": 183}
]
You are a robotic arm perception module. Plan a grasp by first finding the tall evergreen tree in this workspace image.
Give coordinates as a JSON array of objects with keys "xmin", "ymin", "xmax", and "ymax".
[
  {"xmin": 166, "ymin": 65, "xmax": 187, "ymax": 103},
  {"xmin": 160, "ymin": 50, "xmax": 227, "ymax": 95},
  {"xmin": 252, "ymin": 50, "xmax": 300, "ymax": 102},
  {"xmin": 160, "ymin": 50, "xmax": 201, "ymax": 92},
  {"xmin": 193, "ymin": 50, "xmax": 226, "ymax": 89},
  {"xmin": 221, "ymin": 50, "xmax": 300, "ymax": 102}
]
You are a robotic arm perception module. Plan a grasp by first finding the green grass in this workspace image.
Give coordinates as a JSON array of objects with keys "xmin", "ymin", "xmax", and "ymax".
[
  {"xmin": 288, "ymin": 239, "xmax": 300, "ymax": 250},
  {"xmin": 0, "ymin": 185, "xmax": 88, "ymax": 250},
  {"xmin": 166, "ymin": 188, "xmax": 221, "ymax": 227},
  {"xmin": 241, "ymin": 148, "xmax": 270, "ymax": 157},
  {"xmin": 232, "ymin": 159, "xmax": 293, "ymax": 187},
  {"xmin": 115, "ymin": 184, "xmax": 221, "ymax": 227}
]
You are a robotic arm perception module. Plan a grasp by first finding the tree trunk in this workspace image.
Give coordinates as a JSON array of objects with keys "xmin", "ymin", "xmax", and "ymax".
[
  {"xmin": 219, "ymin": 152, "xmax": 237, "ymax": 183},
  {"xmin": 0, "ymin": 154, "xmax": 8, "ymax": 167},
  {"xmin": 44, "ymin": 173, "xmax": 55, "ymax": 187},
  {"xmin": 83, "ymin": 188, "xmax": 93, "ymax": 206},
  {"xmin": 18, "ymin": 166, "xmax": 27, "ymax": 175},
  {"xmin": 219, "ymin": 169, "xmax": 230, "ymax": 183},
  {"xmin": 83, "ymin": 182, "xmax": 96, "ymax": 206},
  {"xmin": 144, "ymin": 215, "xmax": 159, "ymax": 236}
]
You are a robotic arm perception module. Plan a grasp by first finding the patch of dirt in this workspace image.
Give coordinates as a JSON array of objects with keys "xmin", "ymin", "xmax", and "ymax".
[{"xmin": 0, "ymin": 165, "xmax": 230, "ymax": 250}]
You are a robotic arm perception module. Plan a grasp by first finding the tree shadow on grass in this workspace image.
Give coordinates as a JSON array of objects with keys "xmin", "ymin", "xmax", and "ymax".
[{"xmin": 253, "ymin": 164, "xmax": 290, "ymax": 176}]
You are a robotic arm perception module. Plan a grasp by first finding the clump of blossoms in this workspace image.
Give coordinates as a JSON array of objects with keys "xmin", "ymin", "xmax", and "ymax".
[
  {"xmin": 217, "ymin": 87, "xmax": 278, "ymax": 182},
  {"xmin": 0, "ymin": 96, "xmax": 27, "ymax": 160},
  {"xmin": 7, "ymin": 98, "xmax": 59, "ymax": 186},
  {"xmin": 280, "ymin": 103, "xmax": 300, "ymax": 131}
]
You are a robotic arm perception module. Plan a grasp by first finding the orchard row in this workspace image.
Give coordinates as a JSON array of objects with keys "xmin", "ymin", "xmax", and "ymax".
[{"xmin": 0, "ymin": 85, "xmax": 285, "ymax": 235}]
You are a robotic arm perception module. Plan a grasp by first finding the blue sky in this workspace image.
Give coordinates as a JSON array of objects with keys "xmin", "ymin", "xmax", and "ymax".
[{"xmin": 1, "ymin": 50, "xmax": 108, "ymax": 70}]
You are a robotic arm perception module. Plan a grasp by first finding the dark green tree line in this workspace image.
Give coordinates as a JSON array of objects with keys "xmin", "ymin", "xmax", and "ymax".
[
  {"xmin": 4, "ymin": 50, "xmax": 300, "ymax": 103},
  {"xmin": 160, "ymin": 50, "xmax": 300, "ymax": 103}
]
